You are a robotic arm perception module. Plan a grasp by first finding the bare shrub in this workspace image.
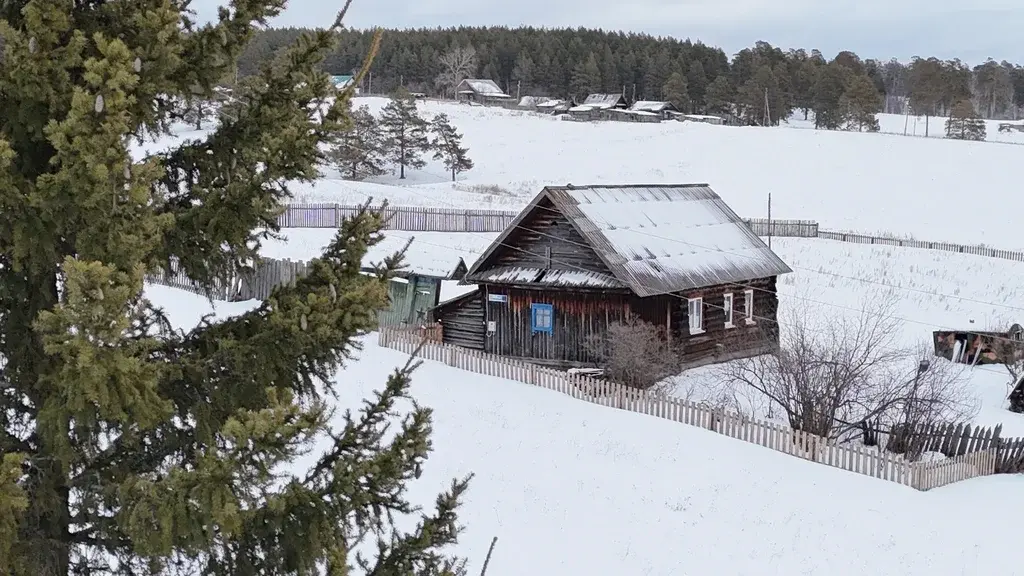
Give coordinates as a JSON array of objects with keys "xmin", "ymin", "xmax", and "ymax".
[
  {"xmin": 584, "ymin": 318, "xmax": 681, "ymax": 391},
  {"xmin": 715, "ymin": 292, "xmax": 978, "ymax": 440}
]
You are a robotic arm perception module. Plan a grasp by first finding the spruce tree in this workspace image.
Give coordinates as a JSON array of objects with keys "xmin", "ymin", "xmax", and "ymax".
[
  {"xmin": 379, "ymin": 89, "xmax": 430, "ymax": 179},
  {"xmin": 0, "ymin": 3, "xmax": 470, "ymax": 575},
  {"xmin": 328, "ymin": 104, "xmax": 387, "ymax": 180},
  {"xmin": 946, "ymin": 99, "xmax": 987, "ymax": 141},
  {"xmin": 430, "ymin": 113, "xmax": 473, "ymax": 181}
]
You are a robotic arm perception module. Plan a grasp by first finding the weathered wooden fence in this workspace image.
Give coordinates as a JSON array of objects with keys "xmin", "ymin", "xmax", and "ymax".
[
  {"xmin": 378, "ymin": 326, "xmax": 998, "ymax": 491},
  {"xmin": 816, "ymin": 230, "xmax": 1024, "ymax": 262},
  {"xmin": 860, "ymin": 420, "xmax": 1024, "ymax": 473},
  {"xmin": 745, "ymin": 218, "xmax": 818, "ymax": 238},
  {"xmin": 277, "ymin": 204, "xmax": 519, "ymax": 232}
]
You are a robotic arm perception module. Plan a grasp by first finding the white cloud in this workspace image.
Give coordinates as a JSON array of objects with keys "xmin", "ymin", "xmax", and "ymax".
[{"xmin": 190, "ymin": 0, "xmax": 1024, "ymax": 64}]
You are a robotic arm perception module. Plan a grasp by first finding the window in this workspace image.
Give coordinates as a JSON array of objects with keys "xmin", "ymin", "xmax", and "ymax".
[
  {"xmin": 688, "ymin": 297, "xmax": 704, "ymax": 335},
  {"xmin": 531, "ymin": 303, "xmax": 554, "ymax": 334},
  {"xmin": 744, "ymin": 289, "xmax": 756, "ymax": 325},
  {"xmin": 723, "ymin": 293, "xmax": 734, "ymax": 328}
]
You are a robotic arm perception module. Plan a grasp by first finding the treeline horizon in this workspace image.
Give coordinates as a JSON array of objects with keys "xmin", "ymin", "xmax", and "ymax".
[{"xmin": 236, "ymin": 25, "xmax": 1024, "ymax": 123}]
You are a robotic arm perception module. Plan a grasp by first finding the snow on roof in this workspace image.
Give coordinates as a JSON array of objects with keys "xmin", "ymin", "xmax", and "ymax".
[
  {"xmin": 568, "ymin": 105, "xmax": 595, "ymax": 112},
  {"xmin": 612, "ymin": 109, "xmax": 658, "ymax": 117},
  {"xmin": 582, "ymin": 93, "xmax": 625, "ymax": 109},
  {"xmin": 683, "ymin": 114, "xmax": 723, "ymax": 120},
  {"xmin": 629, "ymin": 100, "xmax": 674, "ymax": 112},
  {"xmin": 519, "ymin": 96, "xmax": 555, "ymax": 107},
  {"xmin": 457, "ymin": 79, "xmax": 511, "ymax": 98},
  {"xmin": 472, "ymin": 265, "xmax": 623, "ymax": 288},
  {"xmin": 466, "ymin": 185, "xmax": 792, "ymax": 296},
  {"xmin": 535, "ymin": 99, "xmax": 564, "ymax": 107}
]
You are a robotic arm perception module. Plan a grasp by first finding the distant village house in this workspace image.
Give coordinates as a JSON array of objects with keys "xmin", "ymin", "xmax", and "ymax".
[
  {"xmin": 455, "ymin": 79, "xmax": 512, "ymax": 103},
  {"xmin": 432, "ymin": 183, "xmax": 793, "ymax": 369},
  {"xmin": 629, "ymin": 100, "xmax": 680, "ymax": 120},
  {"xmin": 330, "ymin": 74, "xmax": 360, "ymax": 94}
]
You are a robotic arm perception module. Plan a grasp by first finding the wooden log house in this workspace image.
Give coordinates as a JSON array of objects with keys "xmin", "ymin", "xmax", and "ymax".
[{"xmin": 432, "ymin": 183, "xmax": 793, "ymax": 368}]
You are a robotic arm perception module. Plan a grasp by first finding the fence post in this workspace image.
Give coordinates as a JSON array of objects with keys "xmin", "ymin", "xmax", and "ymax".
[
  {"xmin": 448, "ymin": 346, "xmax": 458, "ymax": 367},
  {"xmin": 528, "ymin": 363, "xmax": 536, "ymax": 385}
]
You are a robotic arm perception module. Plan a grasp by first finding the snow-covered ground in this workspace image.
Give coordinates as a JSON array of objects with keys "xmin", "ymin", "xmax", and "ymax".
[
  {"xmin": 788, "ymin": 111, "xmax": 1024, "ymax": 145},
  {"xmin": 149, "ymin": 283, "xmax": 1024, "ymax": 576},
  {"xmin": 128, "ymin": 88, "xmax": 1024, "ymax": 574},
  {"xmin": 135, "ymin": 97, "xmax": 1024, "ymax": 250}
]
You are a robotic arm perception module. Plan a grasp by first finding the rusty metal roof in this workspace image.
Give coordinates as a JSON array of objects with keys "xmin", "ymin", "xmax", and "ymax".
[{"xmin": 464, "ymin": 183, "xmax": 792, "ymax": 296}]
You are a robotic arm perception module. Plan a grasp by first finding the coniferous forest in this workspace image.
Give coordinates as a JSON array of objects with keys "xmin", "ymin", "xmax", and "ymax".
[{"xmin": 238, "ymin": 26, "xmax": 1024, "ymax": 124}]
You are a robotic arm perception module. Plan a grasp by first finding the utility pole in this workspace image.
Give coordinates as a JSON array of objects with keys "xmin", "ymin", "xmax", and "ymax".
[
  {"xmin": 763, "ymin": 87, "xmax": 771, "ymax": 126},
  {"xmin": 767, "ymin": 192, "xmax": 772, "ymax": 249},
  {"xmin": 368, "ymin": 72, "xmax": 372, "ymax": 95},
  {"xmin": 517, "ymin": 80, "xmax": 521, "ymax": 100}
]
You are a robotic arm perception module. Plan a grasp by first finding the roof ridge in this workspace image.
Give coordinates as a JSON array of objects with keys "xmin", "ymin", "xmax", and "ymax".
[{"xmin": 548, "ymin": 183, "xmax": 711, "ymax": 190}]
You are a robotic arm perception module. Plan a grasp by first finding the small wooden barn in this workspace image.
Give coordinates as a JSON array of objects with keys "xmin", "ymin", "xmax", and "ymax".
[
  {"xmin": 455, "ymin": 79, "xmax": 512, "ymax": 103},
  {"xmin": 432, "ymin": 183, "xmax": 793, "ymax": 368},
  {"xmin": 629, "ymin": 100, "xmax": 680, "ymax": 120},
  {"xmin": 565, "ymin": 93, "xmax": 629, "ymax": 121}
]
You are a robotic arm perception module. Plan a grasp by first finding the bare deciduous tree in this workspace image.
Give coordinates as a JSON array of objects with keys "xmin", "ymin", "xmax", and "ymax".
[
  {"xmin": 715, "ymin": 293, "xmax": 977, "ymax": 440},
  {"xmin": 436, "ymin": 45, "xmax": 477, "ymax": 98},
  {"xmin": 584, "ymin": 318, "xmax": 681, "ymax": 392}
]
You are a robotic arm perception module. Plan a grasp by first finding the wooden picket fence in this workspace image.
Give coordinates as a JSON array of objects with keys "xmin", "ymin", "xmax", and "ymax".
[
  {"xmin": 378, "ymin": 326, "xmax": 999, "ymax": 491},
  {"xmin": 277, "ymin": 204, "xmax": 519, "ymax": 232},
  {"xmin": 745, "ymin": 218, "xmax": 818, "ymax": 238},
  {"xmin": 816, "ymin": 230, "xmax": 1024, "ymax": 262}
]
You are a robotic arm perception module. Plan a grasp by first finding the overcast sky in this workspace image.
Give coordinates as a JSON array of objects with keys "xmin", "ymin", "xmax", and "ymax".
[{"xmin": 193, "ymin": 0, "xmax": 1024, "ymax": 65}]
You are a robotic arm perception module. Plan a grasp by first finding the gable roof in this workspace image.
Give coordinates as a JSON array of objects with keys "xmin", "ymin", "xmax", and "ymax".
[
  {"xmin": 629, "ymin": 100, "xmax": 676, "ymax": 112},
  {"xmin": 456, "ymin": 79, "xmax": 510, "ymax": 98},
  {"xmin": 464, "ymin": 184, "xmax": 792, "ymax": 297},
  {"xmin": 582, "ymin": 93, "xmax": 627, "ymax": 109}
]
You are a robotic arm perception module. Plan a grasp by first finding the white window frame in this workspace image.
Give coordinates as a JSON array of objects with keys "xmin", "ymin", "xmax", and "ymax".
[
  {"xmin": 688, "ymin": 297, "xmax": 705, "ymax": 335},
  {"xmin": 744, "ymin": 289, "xmax": 756, "ymax": 325},
  {"xmin": 723, "ymin": 293, "xmax": 734, "ymax": 328}
]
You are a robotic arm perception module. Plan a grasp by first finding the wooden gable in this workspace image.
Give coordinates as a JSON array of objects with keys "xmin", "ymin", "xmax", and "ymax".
[{"xmin": 464, "ymin": 195, "xmax": 623, "ymax": 289}]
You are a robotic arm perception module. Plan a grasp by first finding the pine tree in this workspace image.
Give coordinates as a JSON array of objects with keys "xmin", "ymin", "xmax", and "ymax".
[
  {"xmin": 946, "ymin": 99, "xmax": 987, "ymax": 141},
  {"xmin": 839, "ymin": 74, "xmax": 882, "ymax": 132},
  {"xmin": 0, "ymin": 4, "xmax": 471, "ymax": 575},
  {"xmin": 811, "ymin": 62, "xmax": 849, "ymax": 129},
  {"xmin": 662, "ymin": 71, "xmax": 689, "ymax": 112},
  {"xmin": 328, "ymin": 104, "xmax": 387, "ymax": 180},
  {"xmin": 686, "ymin": 61, "xmax": 708, "ymax": 111},
  {"xmin": 430, "ymin": 113, "xmax": 474, "ymax": 181},
  {"xmin": 570, "ymin": 53, "xmax": 600, "ymax": 99},
  {"xmin": 704, "ymin": 76, "xmax": 734, "ymax": 115},
  {"xmin": 379, "ymin": 88, "xmax": 430, "ymax": 179}
]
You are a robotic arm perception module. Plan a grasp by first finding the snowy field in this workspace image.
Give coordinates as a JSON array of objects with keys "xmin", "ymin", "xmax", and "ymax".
[
  {"xmin": 148, "ymin": 283, "xmax": 1024, "ymax": 576},
  {"xmin": 788, "ymin": 111, "xmax": 1024, "ymax": 144},
  {"xmin": 135, "ymin": 97, "xmax": 1024, "ymax": 250}
]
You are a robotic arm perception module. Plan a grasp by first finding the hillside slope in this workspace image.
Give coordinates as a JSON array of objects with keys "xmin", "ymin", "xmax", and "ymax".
[{"xmin": 151, "ymin": 284, "xmax": 1024, "ymax": 576}]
